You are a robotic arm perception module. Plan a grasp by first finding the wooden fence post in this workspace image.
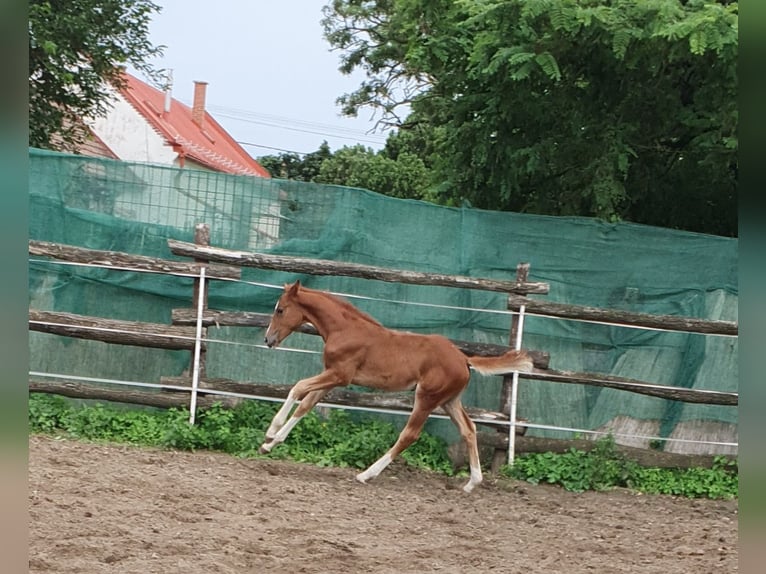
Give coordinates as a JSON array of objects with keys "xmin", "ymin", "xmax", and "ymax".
[
  {"xmin": 189, "ymin": 223, "xmax": 210, "ymax": 381},
  {"xmin": 491, "ymin": 262, "xmax": 530, "ymax": 473}
]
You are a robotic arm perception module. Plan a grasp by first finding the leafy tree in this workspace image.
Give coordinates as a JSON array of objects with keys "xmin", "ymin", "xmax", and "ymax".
[
  {"xmin": 29, "ymin": 0, "xmax": 164, "ymax": 150},
  {"xmin": 257, "ymin": 141, "xmax": 333, "ymax": 181},
  {"xmin": 322, "ymin": 0, "xmax": 738, "ymax": 236},
  {"xmin": 315, "ymin": 143, "xmax": 431, "ymax": 199},
  {"xmin": 258, "ymin": 140, "xmax": 432, "ymax": 200},
  {"xmin": 256, "ymin": 152, "xmax": 303, "ymax": 179}
]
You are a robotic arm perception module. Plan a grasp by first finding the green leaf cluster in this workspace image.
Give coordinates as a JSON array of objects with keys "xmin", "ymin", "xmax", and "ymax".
[{"xmin": 502, "ymin": 435, "xmax": 737, "ymax": 499}]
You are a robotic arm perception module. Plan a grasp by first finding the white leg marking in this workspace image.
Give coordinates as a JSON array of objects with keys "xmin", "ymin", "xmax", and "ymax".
[
  {"xmin": 463, "ymin": 466, "xmax": 483, "ymax": 493},
  {"xmin": 271, "ymin": 414, "xmax": 303, "ymax": 445},
  {"xmin": 266, "ymin": 393, "xmax": 297, "ymax": 438},
  {"xmin": 259, "ymin": 414, "xmax": 303, "ymax": 454},
  {"xmin": 356, "ymin": 453, "xmax": 393, "ymax": 484}
]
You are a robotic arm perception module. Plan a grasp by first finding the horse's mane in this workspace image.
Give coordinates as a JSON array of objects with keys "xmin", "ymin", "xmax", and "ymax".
[{"xmin": 301, "ymin": 286, "xmax": 383, "ymax": 327}]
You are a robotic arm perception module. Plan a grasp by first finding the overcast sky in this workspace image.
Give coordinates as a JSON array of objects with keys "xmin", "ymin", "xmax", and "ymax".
[{"xmin": 132, "ymin": 1, "xmax": 388, "ymax": 157}]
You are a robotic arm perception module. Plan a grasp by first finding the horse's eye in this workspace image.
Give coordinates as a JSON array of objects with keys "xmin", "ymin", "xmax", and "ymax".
[{"xmin": 276, "ymin": 308, "xmax": 284, "ymax": 315}]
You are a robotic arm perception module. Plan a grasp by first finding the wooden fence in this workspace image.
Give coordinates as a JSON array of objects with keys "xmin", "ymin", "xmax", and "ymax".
[{"xmin": 28, "ymin": 227, "xmax": 738, "ymax": 470}]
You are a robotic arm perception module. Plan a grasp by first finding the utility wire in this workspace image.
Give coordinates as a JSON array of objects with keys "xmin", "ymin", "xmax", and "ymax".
[
  {"xmin": 214, "ymin": 111, "xmax": 386, "ymax": 146},
  {"xmin": 206, "ymin": 104, "xmax": 387, "ymax": 139},
  {"xmin": 237, "ymin": 141, "xmax": 313, "ymax": 156}
]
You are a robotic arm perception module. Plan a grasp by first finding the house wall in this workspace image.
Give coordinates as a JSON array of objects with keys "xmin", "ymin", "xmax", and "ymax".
[{"xmin": 88, "ymin": 92, "xmax": 177, "ymax": 165}]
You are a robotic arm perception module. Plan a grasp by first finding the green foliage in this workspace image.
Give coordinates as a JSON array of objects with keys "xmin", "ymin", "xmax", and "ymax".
[
  {"xmin": 29, "ymin": 0, "xmax": 165, "ymax": 150},
  {"xmin": 29, "ymin": 393, "xmax": 166, "ymax": 444},
  {"xmin": 28, "ymin": 393, "xmax": 70, "ymax": 433},
  {"xmin": 322, "ymin": 0, "xmax": 738, "ymax": 236},
  {"xmin": 316, "ymin": 144, "xmax": 432, "ymax": 199},
  {"xmin": 629, "ymin": 456, "xmax": 738, "ymax": 499},
  {"xmin": 257, "ymin": 141, "xmax": 433, "ymax": 200},
  {"xmin": 502, "ymin": 436, "xmax": 737, "ymax": 499},
  {"xmin": 257, "ymin": 141, "xmax": 334, "ymax": 181}
]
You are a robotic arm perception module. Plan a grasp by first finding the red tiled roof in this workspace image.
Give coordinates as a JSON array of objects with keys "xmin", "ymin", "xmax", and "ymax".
[{"xmin": 118, "ymin": 72, "xmax": 270, "ymax": 177}]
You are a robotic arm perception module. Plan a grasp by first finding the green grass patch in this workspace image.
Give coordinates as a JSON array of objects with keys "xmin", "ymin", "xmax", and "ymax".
[{"xmin": 502, "ymin": 435, "xmax": 737, "ymax": 499}]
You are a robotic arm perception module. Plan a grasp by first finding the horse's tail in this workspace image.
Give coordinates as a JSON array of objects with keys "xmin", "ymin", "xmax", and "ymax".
[{"xmin": 466, "ymin": 349, "xmax": 534, "ymax": 376}]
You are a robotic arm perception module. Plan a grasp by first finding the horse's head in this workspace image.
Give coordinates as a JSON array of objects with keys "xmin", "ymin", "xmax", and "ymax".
[{"xmin": 264, "ymin": 281, "xmax": 304, "ymax": 348}]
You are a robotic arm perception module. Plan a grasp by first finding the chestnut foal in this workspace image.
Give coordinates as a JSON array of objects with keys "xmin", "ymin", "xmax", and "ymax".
[{"xmin": 259, "ymin": 281, "xmax": 532, "ymax": 493}]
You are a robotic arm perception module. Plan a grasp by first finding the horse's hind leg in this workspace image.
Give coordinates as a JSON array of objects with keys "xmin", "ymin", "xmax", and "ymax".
[
  {"xmin": 356, "ymin": 392, "xmax": 437, "ymax": 485},
  {"xmin": 442, "ymin": 396, "xmax": 482, "ymax": 493}
]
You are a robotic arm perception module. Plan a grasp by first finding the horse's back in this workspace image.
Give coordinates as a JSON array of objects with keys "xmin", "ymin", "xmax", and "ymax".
[{"xmin": 328, "ymin": 326, "xmax": 469, "ymax": 392}]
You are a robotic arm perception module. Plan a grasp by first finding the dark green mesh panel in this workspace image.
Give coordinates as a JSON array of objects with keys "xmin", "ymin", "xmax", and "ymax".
[{"xmin": 28, "ymin": 149, "xmax": 738, "ymax": 453}]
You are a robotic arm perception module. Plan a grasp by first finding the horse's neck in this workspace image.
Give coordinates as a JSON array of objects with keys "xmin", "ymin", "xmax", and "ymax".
[{"xmin": 297, "ymin": 290, "xmax": 357, "ymax": 340}]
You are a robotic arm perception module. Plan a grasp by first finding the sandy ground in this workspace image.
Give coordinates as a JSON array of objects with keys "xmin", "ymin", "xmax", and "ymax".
[{"xmin": 29, "ymin": 434, "xmax": 738, "ymax": 574}]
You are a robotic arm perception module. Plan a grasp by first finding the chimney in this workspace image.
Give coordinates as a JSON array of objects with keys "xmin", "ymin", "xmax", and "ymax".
[
  {"xmin": 191, "ymin": 80, "xmax": 208, "ymax": 127},
  {"xmin": 163, "ymin": 69, "xmax": 173, "ymax": 114}
]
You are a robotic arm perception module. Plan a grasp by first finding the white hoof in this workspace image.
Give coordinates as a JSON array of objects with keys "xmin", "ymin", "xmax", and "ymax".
[{"xmin": 462, "ymin": 481, "xmax": 477, "ymax": 493}]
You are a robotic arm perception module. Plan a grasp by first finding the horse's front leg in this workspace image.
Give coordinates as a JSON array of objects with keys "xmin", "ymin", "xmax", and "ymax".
[
  {"xmin": 263, "ymin": 388, "xmax": 300, "ymax": 442},
  {"xmin": 259, "ymin": 372, "xmax": 338, "ymax": 454}
]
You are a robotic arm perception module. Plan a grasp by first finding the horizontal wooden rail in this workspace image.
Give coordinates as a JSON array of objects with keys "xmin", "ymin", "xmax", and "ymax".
[
  {"xmin": 524, "ymin": 368, "xmax": 737, "ymax": 406},
  {"xmin": 507, "ymin": 294, "xmax": 737, "ymax": 336},
  {"xmin": 167, "ymin": 239, "xmax": 549, "ymax": 295},
  {"xmin": 161, "ymin": 376, "xmax": 525, "ymax": 431},
  {"xmin": 29, "ymin": 309, "xmax": 203, "ymax": 351},
  {"xmin": 171, "ymin": 307, "xmax": 551, "ymax": 368},
  {"xmin": 29, "ymin": 240, "xmax": 241, "ymax": 280},
  {"xmin": 29, "ymin": 378, "xmax": 236, "ymax": 409}
]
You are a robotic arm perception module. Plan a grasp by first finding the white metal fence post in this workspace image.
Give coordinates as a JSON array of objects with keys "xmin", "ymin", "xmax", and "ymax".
[
  {"xmin": 189, "ymin": 266, "xmax": 207, "ymax": 425},
  {"xmin": 507, "ymin": 304, "xmax": 526, "ymax": 465}
]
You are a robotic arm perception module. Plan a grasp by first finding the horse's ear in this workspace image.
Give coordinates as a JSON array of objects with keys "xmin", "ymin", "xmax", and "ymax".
[{"xmin": 287, "ymin": 280, "xmax": 301, "ymax": 295}]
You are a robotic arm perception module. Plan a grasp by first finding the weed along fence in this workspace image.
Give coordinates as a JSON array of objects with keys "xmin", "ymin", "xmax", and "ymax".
[{"xmin": 28, "ymin": 226, "xmax": 738, "ymax": 470}]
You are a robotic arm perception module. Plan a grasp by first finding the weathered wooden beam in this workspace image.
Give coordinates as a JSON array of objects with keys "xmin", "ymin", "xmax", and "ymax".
[
  {"xmin": 190, "ymin": 223, "xmax": 211, "ymax": 379},
  {"xmin": 29, "ymin": 379, "xmax": 238, "ymax": 409},
  {"xmin": 167, "ymin": 239, "xmax": 549, "ymax": 295},
  {"xmin": 170, "ymin": 307, "xmax": 551, "ymax": 368},
  {"xmin": 29, "ymin": 239, "xmax": 241, "ymax": 280},
  {"xmin": 29, "ymin": 309, "xmax": 202, "ymax": 351},
  {"xmin": 29, "ymin": 376, "xmax": 522, "ymax": 432},
  {"xmin": 524, "ymin": 368, "xmax": 737, "ymax": 406},
  {"xmin": 508, "ymin": 294, "xmax": 737, "ymax": 336},
  {"xmin": 172, "ymin": 308, "xmax": 276, "ymax": 328}
]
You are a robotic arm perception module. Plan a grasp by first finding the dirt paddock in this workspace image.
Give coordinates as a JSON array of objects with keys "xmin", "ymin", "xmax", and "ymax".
[{"xmin": 29, "ymin": 434, "xmax": 737, "ymax": 573}]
